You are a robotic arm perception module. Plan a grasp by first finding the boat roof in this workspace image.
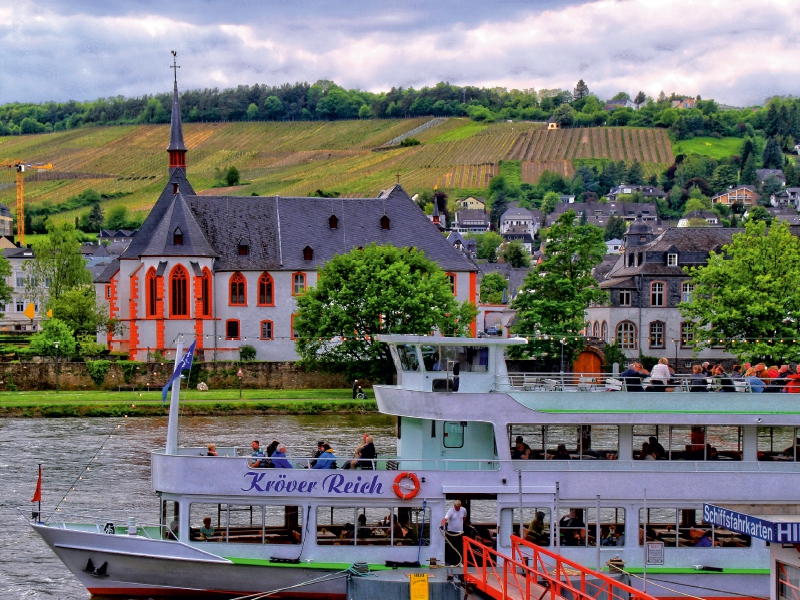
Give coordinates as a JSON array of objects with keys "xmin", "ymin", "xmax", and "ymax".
[{"xmin": 375, "ymin": 334, "xmax": 528, "ymax": 346}]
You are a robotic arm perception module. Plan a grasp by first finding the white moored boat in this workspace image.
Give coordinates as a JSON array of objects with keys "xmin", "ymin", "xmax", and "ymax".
[{"xmin": 26, "ymin": 335, "xmax": 800, "ymax": 599}]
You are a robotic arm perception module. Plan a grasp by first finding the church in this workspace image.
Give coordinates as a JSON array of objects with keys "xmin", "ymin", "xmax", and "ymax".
[{"xmin": 95, "ymin": 76, "xmax": 477, "ymax": 362}]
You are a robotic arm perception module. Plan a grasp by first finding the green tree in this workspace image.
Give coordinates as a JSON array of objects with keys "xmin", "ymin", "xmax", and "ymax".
[
  {"xmin": 740, "ymin": 138, "xmax": 755, "ymax": 170},
  {"xmin": 468, "ymin": 232, "xmax": 503, "ymax": 260},
  {"xmin": 634, "ymin": 91, "xmax": 647, "ymax": 105},
  {"xmin": 263, "ymin": 96, "xmax": 284, "ymax": 120},
  {"xmin": 501, "ymin": 241, "xmax": 531, "ymax": 268},
  {"xmin": 29, "ymin": 318, "xmax": 77, "ymax": 357},
  {"xmin": 710, "ymin": 164, "xmax": 738, "ymax": 193},
  {"xmin": 541, "ymin": 191, "xmax": 560, "ymax": 214},
  {"xmin": 225, "ymin": 166, "xmax": 241, "ymax": 186},
  {"xmin": 48, "ymin": 286, "xmax": 119, "ymax": 339},
  {"xmin": 358, "ymin": 105, "xmax": 373, "ymax": 119},
  {"xmin": 86, "ymin": 202, "xmax": 105, "ymax": 231},
  {"xmin": 105, "ymin": 206, "xmax": 129, "ymax": 230},
  {"xmin": 604, "ymin": 215, "xmax": 627, "ymax": 240},
  {"xmin": 508, "ymin": 211, "xmax": 607, "ymax": 368},
  {"xmin": 0, "ymin": 255, "xmax": 12, "ymax": 318},
  {"xmin": 683, "ymin": 198, "xmax": 709, "ymax": 215},
  {"xmin": 746, "ymin": 206, "xmax": 774, "ymax": 225},
  {"xmin": 740, "ymin": 153, "xmax": 757, "ymax": 185},
  {"xmin": 479, "ymin": 272, "xmax": 508, "ymax": 304},
  {"xmin": 762, "ymin": 136, "xmax": 784, "ymax": 170},
  {"xmin": 573, "ymin": 79, "xmax": 590, "ymax": 100},
  {"xmin": 625, "ymin": 160, "xmax": 645, "ymax": 185},
  {"xmin": 246, "ymin": 103, "xmax": 259, "ymax": 120},
  {"xmin": 761, "ymin": 174, "xmax": 784, "ymax": 200},
  {"xmin": 23, "ymin": 223, "xmax": 91, "ymax": 307},
  {"xmin": 680, "ymin": 220, "xmax": 800, "ymax": 362},
  {"xmin": 552, "ymin": 104, "xmax": 576, "ymax": 126},
  {"xmin": 293, "ymin": 244, "xmax": 477, "ymax": 381}
]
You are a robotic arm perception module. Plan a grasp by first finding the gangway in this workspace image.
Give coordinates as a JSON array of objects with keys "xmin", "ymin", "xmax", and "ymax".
[{"xmin": 463, "ymin": 535, "xmax": 656, "ymax": 600}]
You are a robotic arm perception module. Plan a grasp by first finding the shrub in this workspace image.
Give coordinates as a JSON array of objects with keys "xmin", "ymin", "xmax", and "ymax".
[
  {"xmin": 119, "ymin": 361, "xmax": 144, "ymax": 383},
  {"xmin": 399, "ymin": 137, "xmax": 421, "ymax": 147},
  {"xmin": 85, "ymin": 360, "xmax": 111, "ymax": 387},
  {"xmin": 239, "ymin": 345, "xmax": 257, "ymax": 361}
]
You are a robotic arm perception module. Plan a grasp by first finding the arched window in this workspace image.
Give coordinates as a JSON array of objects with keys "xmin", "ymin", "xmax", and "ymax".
[
  {"xmin": 229, "ymin": 272, "xmax": 247, "ymax": 306},
  {"xmin": 592, "ymin": 321, "xmax": 599, "ymax": 338},
  {"xmin": 146, "ymin": 267, "xmax": 158, "ymax": 317},
  {"xmin": 303, "ymin": 246, "xmax": 314, "ymax": 261},
  {"xmin": 173, "ymin": 227, "xmax": 183, "ymax": 246},
  {"xmin": 380, "ymin": 215, "xmax": 390, "ymax": 230},
  {"xmin": 199, "ymin": 268, "xmax": 212, "ymax": 317},
  {"xmin": 170, "ymin": 265, "xmax": 188, "ymax": 317},
  {"xmin": 601, "ymin": 321, "xmax": 607, "ymax": 342},
  {"xmin": 226, "ymin": 319, "xmax": 240, "ymax": 340},
  {"xmin": 260, "ymin": 320, "xmax": 274, "ymax": 340},
  {"xmin": 616, "ymin": 321, "xmax": 637, "ymax": 349},
  {"xmin": 237, "ymin": 240, "xmax": 249, "ymax": 256},
  {"xmin": 649, "ymin": 321, "xmax": 665, "ymax": 348},
  {"xmin": 328, "ymin": 215, "xmax": 338, "ymax": 229},
  {"xmin": 258, "ymin": 272, "xmax": 274, "ymax": 306}
]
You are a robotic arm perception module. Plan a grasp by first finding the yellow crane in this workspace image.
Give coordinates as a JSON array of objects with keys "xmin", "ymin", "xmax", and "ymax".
[{"xmin": 1, "ymin": 159, "xmax": 54, "ymax": 245}]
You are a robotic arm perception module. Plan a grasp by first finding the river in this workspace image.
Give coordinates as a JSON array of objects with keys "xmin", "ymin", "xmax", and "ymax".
[{"xmin": 0, "ymin": 414, "xmax": 396, "ymax": 599}]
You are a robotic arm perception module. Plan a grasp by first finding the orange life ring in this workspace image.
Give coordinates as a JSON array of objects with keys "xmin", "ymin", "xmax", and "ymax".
[{"xmin": 392, "ymin": 472, "xmax": 421, "ymax": 500}]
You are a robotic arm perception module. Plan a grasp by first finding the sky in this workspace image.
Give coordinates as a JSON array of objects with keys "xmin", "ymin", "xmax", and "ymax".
[{"xmin": 1, "ymin": 0, "xmax": 798, "ymax": 107}]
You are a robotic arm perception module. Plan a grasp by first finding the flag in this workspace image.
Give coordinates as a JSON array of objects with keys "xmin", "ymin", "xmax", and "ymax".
[
  {"xmin": 46, "ymin": 309, "xmax": 53, "ymax": 318},
  {"xmin": 162, "ymin": 341, "xmax": 197, "ymax": 404},
  {"xmin": 31, "ymin": 464, "xmax": 42, "ymax": 503}
]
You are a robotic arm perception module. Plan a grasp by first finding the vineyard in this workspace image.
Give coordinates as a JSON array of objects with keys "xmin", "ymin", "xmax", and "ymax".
[{"xmin": 0, "ymin": 119, "xmax": 675, "ymax": 224}]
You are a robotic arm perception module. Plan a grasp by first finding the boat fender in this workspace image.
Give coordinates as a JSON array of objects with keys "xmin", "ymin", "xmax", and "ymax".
[{"xmin": 392, "ymin": 472, "xmax": 421, "ymax": 500}]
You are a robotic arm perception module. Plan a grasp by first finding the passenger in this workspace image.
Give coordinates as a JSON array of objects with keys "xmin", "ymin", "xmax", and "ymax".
[
  {"xmin": 784, "ymin": 365, "xmax": 800, "ymax": 393},
  {"xmin": 248, "ymin": 440, "xmax": 268, "ymax": 468},
  {"xmin": 432, "ymin": 354, "xmax": 442, "ymax": 371},
  {"xmin": 356, "ymin": 514, "xmax": 370, "ymax": 538},
  {"xmin": 637, "ymin": 442, "xmax": 650, "ymax": 460},
  {"xmin": 206, "ymin": 443, "xmax": 219, "ymax": 456},
  {"xmin": 648, "ymin": 436, "xmax": 666, "ymax": 459},
  {"xmin": 649, "ymin": 358, "xmax": 671, "ymax": 392},
  {"xmin": 744, "ymin": 367, "xmax": 765, "ymax": 393},
  {"xmin": 644, "ymin": 448, "xmax": 657, "ymax": 460},
  {"xmin": 553, "ymin": 444, "xmax": 571, "ymax": 460},
  {"xmin": 689, "ymin": 365, "xmax": 708, "ymax": 392},
  {"xmin": 701, "ymin": 362, "xmax": 712, "ymax": 376},
  {"xmin": 309, "ymin": 441, "xmax": 326, "ymax": 468},
  {"xmin": 511, "ymin": 436, "xmax": 532, "ymax": 460},
  {"xmin": 312, "ymin": 443, "xmax": 337, "ymax": 469},
  {"xmin": 619, "ymin": 362, "xmax": 649, "ymax": 392},
  {"xmin": 357, "ymin": 435, "xmax": 377, "ymax": 470},
  {"xmin": 706, "ymin": 445, "xmax": 719, "ymax": 460},
  {"xmin": 713, "ymin": 365, "xmax": 736, "ymax": 393},
  {"xmin": 691, "ymin": 528, "xmax": 713, "ymax": 547},
  {"xmin": 266, "ymin": 440, "xmax": 280, "ymax": 457},
  {"xmin": 391, "ymin": 514, "xmax": 408, "ymax": 539},
  {"xmin": 730, "ymin": 364, "xmax": 743, "ymax": 380},
  {"xmin": 271, "ymin": 444, "xmax": 293, "ymax": 469},
  {"xmin": 559, "ymin": 510, "xmax": 585, "ymax": 546},
  {"xmin": 199, "ymin": 517, "xmax": 215, "ymax": 540},
  {"xmin": 525, "ymin": 511, "xmax": 547, "ymax": 544}
]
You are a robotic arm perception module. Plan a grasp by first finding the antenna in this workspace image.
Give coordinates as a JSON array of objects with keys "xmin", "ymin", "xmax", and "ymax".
[{"xmin": 170, "ymin": 50, "xmax": 180, "ymax": 84}]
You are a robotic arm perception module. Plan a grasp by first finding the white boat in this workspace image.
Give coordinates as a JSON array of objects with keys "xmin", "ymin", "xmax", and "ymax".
[{"xmin": 26, "ymin": 335, "xmax": 800, "ymax": 599}]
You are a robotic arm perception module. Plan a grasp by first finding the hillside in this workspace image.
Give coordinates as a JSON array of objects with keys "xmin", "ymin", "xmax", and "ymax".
[{"xmin": 0, "ymin": 119, "xmax": 673, "ymax": 225}]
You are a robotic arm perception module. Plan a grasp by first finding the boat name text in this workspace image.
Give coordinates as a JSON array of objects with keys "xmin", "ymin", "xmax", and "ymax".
[{"xmin": 242, "ymin": 472, "xmax": 385, "ymax": 495}]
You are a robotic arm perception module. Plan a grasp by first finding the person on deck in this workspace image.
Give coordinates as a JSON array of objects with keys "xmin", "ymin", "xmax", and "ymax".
[
  {"xmin": 649, "ymin": 358, "xmax": 671, "ymax": 392},
  {"xmin": 206, "ymin": 444, "xmax": 218, "ymax": 457},
  {"xmin": 620, "ymin": 363, "xmax": 649, "ymax": 392},
  {"xmin": 199, "ymin": 517, "xmax": 215, "ymax": 540},
  {"xmin": 689, "ymin": 365, "xmax": 708, "ymax": 392},
  {"xmin": 271, "ymin": 444, "xmax": 293, "ymax": 469},
  {"xmin": 784, "ymin": 366, "xmax": 800, "ymax": 393},
  {"xmin": 744, "ymin": 367, "xmax": 765, "ymax": 393},
  {"xmin": 357, "ymin": 435, "xmax": 377, "ymax": 470},
  {"xmin": 309, "ymin": 441, "xmax": 326, "ymax": 468},
  {"xmin": 248, "ymin": 440, "xmax": 268, "ymax": 468},
  {"xmin": 511, "ymin": 436, "xmax": 532, "ymax": 460},
  {"xmin": 312, "ymin": 443, "xmax": 337, "ymax": 469},
  {"xmin": 441, "ymin": 500, "xmax": 467, "ymax": 564}
]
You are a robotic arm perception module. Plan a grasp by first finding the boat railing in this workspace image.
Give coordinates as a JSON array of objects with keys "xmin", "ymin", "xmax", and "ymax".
[
  {"xmin": 17, "ymin": 506, "xmax": 178, "ymax": 541},
  {"xmin": 496, "ymin": 372, "xmax": 759, "ymax": 393}
]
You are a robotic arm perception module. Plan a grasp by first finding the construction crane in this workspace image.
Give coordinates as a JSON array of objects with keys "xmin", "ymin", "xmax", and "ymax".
[{"xmin": 1, "ymin": 159, "xmax": 54, "ymax": 246}]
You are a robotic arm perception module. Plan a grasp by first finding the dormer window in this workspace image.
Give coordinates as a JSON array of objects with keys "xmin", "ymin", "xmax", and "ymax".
[
  {"xmin": 328, "ymin": 215, "xmax": 338, "ymax": 229},
  {"xmin": 172, "ymin": 227, "xmax": 183, "ymax": 246},
  {"xmin": 380, "ymin": 215, "xmax": 390, "ymax": 230},
  {"xmin": 303, "ymin": 246, "xmax": 314, "ymax": 261},
  {"xmin": 667, "ymin": 253, "xmax": 678, "ymax": 266},
  {"xmin": 237, "ymin": 241, "xmax": 249, "ymax": 256}
]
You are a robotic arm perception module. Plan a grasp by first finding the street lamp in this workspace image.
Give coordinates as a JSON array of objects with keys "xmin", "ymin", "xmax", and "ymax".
[{"xmin": 53, "ymin": 341, "xmax": 60, "ymax": 394}]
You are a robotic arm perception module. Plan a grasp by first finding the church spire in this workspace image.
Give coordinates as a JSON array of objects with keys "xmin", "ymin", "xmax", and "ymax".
[{"xmin": 167, "ymin": 51, "xmax": 187, "ymax": 171}]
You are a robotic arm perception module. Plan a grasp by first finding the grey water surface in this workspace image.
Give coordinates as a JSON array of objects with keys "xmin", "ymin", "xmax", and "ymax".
[{"xmin": 0, "ymin": 414, "xmax": 395, "ymax": 599}]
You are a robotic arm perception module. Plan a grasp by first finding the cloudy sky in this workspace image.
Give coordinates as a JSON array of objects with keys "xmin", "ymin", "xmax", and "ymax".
[{"xmin": 2, "ymin": 0, "xmax": 798, "ymax": 106}]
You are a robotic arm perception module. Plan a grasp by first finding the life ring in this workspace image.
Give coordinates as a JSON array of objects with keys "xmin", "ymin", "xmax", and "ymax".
[{"xmin": 392, "ymin": 472, "xmax": 421, "ymax": 500}]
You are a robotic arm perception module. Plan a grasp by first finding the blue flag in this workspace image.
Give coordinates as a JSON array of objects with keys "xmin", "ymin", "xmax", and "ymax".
[{"xmin": 162, "ymin": 341, "xmax": 197, "ymax": 404}]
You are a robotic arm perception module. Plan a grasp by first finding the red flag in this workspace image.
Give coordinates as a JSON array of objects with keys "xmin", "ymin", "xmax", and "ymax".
[{"xmin": 31, "ymin": 464, "xmax": 42, "ymax": 503}]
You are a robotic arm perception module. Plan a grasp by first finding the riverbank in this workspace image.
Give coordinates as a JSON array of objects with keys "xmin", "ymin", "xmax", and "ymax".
[{"xmin": 0, "ymin": 389, "xmax": 378, "ymax": 418}]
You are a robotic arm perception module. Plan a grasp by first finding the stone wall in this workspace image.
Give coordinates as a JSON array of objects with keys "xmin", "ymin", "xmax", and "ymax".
[{"xmin": 0, "ymin": 361, "xmax": 351, "ymax": 392}]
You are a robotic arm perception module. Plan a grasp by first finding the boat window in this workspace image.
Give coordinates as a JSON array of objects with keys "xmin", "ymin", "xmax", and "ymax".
[
  {"xmin": 161, "ymin": 499, "xmax": 179, "ymax": 541},
  {"xmin": 422, "ymin": 345, "xmax": 488, "ymax": 373},
  {"xmin": 633, "ymin": 425, "xmax": 742, "ymax": 460},
  {"xmin": 316, "ymin": 506, "xmax": 431, "ymax": 546},
  {"xmin": 189, "ymin": 503, "xmax": 302, "ymax": 544},
  {"xmin": 557, "ymin": 508, "xmax": 626, "ymax": 547},
  {"xmin": 778, "ymin": 561, "xmax": 800, "ymax": 599},
  {"xmin": 640, "ymin": 508, "xmax": 750, "ymax": 548},
  {"xmin": 396, "ymin": 344, "xmax": 420, "ymax": 372},
  {"xmin": 757, "ymin": 426, "xmax": 798, "ymax": 461},
  {"xmin": 507, "ymin": 424, "xmax": 618, "ymax": 460},
  {"xmin": 504, "ymin": 507, "xmax": 552, "ymax": 547},
  {"xmin": 443, "ymin": 421, "xmax": 465, "ymax": 448},
  {"xmin": 462, "ymin": 499, "xmax": 498, "ymax": 547}
]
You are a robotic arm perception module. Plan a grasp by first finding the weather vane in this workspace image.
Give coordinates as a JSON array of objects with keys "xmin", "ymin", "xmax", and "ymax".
[{"xmin": 170, "ymin": 50, "xmax": 180, "ymax": 83}]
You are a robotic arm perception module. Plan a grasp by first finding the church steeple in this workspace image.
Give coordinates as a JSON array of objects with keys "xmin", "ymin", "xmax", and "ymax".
[{"xmin": 167, "ymin": 51, "xmax": 187, "ymax": 171}]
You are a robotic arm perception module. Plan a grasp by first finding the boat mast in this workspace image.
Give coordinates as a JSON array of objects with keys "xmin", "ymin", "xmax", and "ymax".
[{"xmin": 166, "ymin": 341, "xmax": 184, "ymax": 454}]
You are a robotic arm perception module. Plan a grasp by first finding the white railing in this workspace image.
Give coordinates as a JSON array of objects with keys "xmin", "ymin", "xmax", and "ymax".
[
  {"xmin": 18, "ymin": 507, "xmax": 178, "ymax": 541},
  {"xmin": 496, "ymin": 372, "xmax": 760, "ymax": 393}
]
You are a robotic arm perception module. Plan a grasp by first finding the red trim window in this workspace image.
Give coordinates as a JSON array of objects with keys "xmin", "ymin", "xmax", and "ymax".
[
  {"xmin": 226, "ymin": 319, "xmax": 241, "ymax": 340},
  {"xmin": 290, "ymin": 314, "xmax": 298, "ymax": 340},
  {"xmin": 292, "ymin": 272, "xmax": 307, "ymax": 296},
  {"xmin": 105, "ymin": 285, "xmax": 111, "ymax": 299},
  {"xmin": 170, "ymin": 265, "xmax": 189, "ymax": 317},
  {"xmin": 229, "ymin": 271, "xmax": 247, "ymax": 306},
  {"xmin": 445, "ymin": 272, "xmax": 456, "ymax": 295},
  {"xmin": 260, "ymin": 320, "xmax": 274, "ymax": 340},
  {"xmin": 258, "ymin": 272, "xmax": 274, "ymax": 306},
  {"xmin": 200, "ymin": 268, "xmax": 212, "ymax": 317},
  {"xmin": 146, "ymin": 267, "xmax": 158, "ymax": 317}
]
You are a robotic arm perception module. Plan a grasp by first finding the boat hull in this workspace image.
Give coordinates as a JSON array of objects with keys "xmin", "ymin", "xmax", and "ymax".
[{"xmin": 32, "ymin": 524, "xmax": 348, "ymax": 599}]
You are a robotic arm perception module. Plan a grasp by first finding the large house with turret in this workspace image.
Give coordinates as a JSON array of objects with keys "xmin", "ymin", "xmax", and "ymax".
[{"xmin": 94, "ymin": 77, "xmax": 477, "ymax": 362}]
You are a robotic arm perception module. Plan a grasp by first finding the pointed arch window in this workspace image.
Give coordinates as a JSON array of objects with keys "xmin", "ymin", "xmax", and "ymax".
[
  {"xmin": 328, "ymin": 215, "xmax": 338, "ymax": 229},
  {"xmin": 303, "ymin": 246, "xmax": 314, "ymax": 261},
  {"xmin": 229, "ymin": 272, "xmax": 247, "ymax": 306},
  {"xmin": 170, "ymin": 265, "xmax": 189, "ymax": 317},
  {"xmin": 257, "ymin": 272, "xmax": 274, "ymax": 306},
  {"xmin": 173, "ymin": 227, "xmax": 183, "ymax": 246},
  {"xmin": 237, "ymin": 240, "xmax": 249, "ymax": 256},
  {"xmin": 592, "ymin": 321, "xmax": 599, "ymax": 338},
  {"xmin": 380, "ymin": 215, "xmax": 390, "ymax": 230},
  {"xmin": 146, "ymin": 267, "xmax": 158, "ymax": 317},
  {"xmin": 199, "ymin": 268, "xmax": 212, "ymax": 317}
]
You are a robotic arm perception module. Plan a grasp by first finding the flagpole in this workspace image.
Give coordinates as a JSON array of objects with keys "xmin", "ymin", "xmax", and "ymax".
[
  {"xmin": 37, "ymin": 463, "xmax": 41, "ymax": 520},
  {"xmin": 165, "ymin": 342, "xmax": 184, "ymax": 455}
]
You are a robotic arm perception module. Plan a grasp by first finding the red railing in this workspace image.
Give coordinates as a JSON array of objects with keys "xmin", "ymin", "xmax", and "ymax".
[{"xmin": 463, "ymin": 534, "xmax": 656, "ymax": 600}]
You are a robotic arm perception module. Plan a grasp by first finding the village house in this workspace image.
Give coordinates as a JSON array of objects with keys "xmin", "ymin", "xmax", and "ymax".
[
  {"xmin": 452, "ymin": 208, "xmax": 491, "ymax": 234},
  {"xmin": 672, "ymin": 98, "xmax": 697, "ymax": 109},
  {"xmin": 677, "ymin": 210, "xmax": 723, "ymax": 228},
  {"xmin": 606, "ymin": 184, "xmax": 667, "ymax": 203},
  {"xmin": 2, "ymin": 246, "xmax": 41, "ymax": 331},
  {"xmin": 712, "ymin": 185, "xmax": 761, "ymax": 206},
  {"xmin": 605, "ymin": 238, "xmax": 623, "ymax": 254},
  {"xmin": 458, "ymin": 196, "xmax": 485, "ymax": 211},
  {"xmin": 94, "ymin": 77, "xmax": 478, "ymax": 362},
  {"xmin": 447, "ymin": 231, "xmax": 477, "ymax": 259},
  {"xmin": 756, "ymin": 169, "xmax": 786, "ymax": 185},
  {"xmin": 773, "ymin": 187, "xmax": 800, "ymax": 207},
  {"xmin": 0, "ymin": 203, "xmax": 12, "ymax": 238},
  {"xmin": 604, "ymin": 99, "xmax": 639, "ymax": 111},
  {"xmin": 764, "ymin": 207, "xmax": 800, "ymax": 226},
  {"xmin": 545, "ymin": 201, "xmax": 663, "ymax": 232}
]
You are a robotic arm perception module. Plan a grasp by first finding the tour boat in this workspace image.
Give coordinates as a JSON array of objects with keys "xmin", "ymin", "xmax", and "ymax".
[{"xmin": 25, "ymin": 335, "xmax": 800, "ymax": 599}]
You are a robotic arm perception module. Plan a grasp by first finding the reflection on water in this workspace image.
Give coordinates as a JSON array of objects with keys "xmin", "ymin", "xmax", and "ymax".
[{"xmin": 0, "ymin": 414, "xmax": 395, "ymax": 599}]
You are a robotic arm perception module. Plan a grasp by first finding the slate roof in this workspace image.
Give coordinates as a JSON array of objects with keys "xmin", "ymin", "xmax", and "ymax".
[
  {"xmin": 168, "ymin": 79, "xmax": 186, "ymax": 152},
  {"xmin": 94, "ymin": 259, "xmax": 120, "ymax": 284},
  {"xmin": 768, "ymin": 207, "xmax": 800, "ymax": 225},
  {"xmin": 456, "ymin": 209, "xmax": 490, "ymax": 224},
  {"xmin": 712, "ymin": 185, "xmax": 760, "ymax": 199},
  {"xmin": 0, "ymin": 203, "xmax": 11, "ymax": 218},
  {"xmin": 501, "ymin": 207, "xmax": 532, "ymax": 220},
  {"xmin": 3, "ymin": 247, "xmax": 35, "ymax": 260},
  {"xmin": 140, "ymin": 193, "xmax": 217, "ymax": 257},
  {"xmin": 756, "ymin": 169, "xmax": 785, "ymax": 182},
  {"xmin": 477, "ymin": 262, "xmax": 533, "ymax": 298}
]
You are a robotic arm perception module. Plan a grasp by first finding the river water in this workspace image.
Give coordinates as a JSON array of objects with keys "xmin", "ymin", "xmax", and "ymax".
[{"xmin": 0, "ymin": 414, "xmax": 396, "ymax": 599}]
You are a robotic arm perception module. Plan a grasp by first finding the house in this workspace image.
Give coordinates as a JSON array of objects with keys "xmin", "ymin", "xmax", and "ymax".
[
  {"xmin": 94, "ymin": 76, "xmax": 478, "ymax": 362},
  {"xmin": 547, "ymin": 117, "xmax": 560, "ymax": 130},
  {"xmin": 545, "ymin": 201, "xmax": 664, "ymax": 233},
  {"xmin": 605, "ymin": 238, "xmax": 623, "ymax": 254},
  {"xmin": 711, "ymin": 185, "xmax": 761, "ymax": 206},
  {"xmin": 500, "ymin": 207, "xmax": 535, "ymax": 234},
  {"xmin": 458, "ymin": 196, "xmax": 485, "ymax": 211},
  {"xmin": 558, "ymin": 194, "xmax": 576, "ymax": 204},
  {"xmin": 604, "ymin": 99, "xmax": 638, "ymax": 111},
  {"xmin": 452, "ymin": 209, "xmax": 491, "ymax": 234},
  {"xmin": 677, "ymin": 210, "xmax": 723, "ymax": 228},
  {"xmin": 671, "ymin": 98, "xmax": 697, "ymax": 109},
  {"xmin": 756, "ymin": 169, "xmax": 786, "ymax": 184},
  {"xmin": 766, "ymin": 207, "xmax": 800, "ymax": 226},
  {"xmin": 99, "ymin": 229, "xmax": 138, "ymax": 245},
  {"xmin": 606, "ymin": 184, "xmax": 667, "ymax": 202},
  {"xmin": 447, "ymin": 231, "xmax": 477, "ymax": 259},
  {"xmin": 773, "ymin": 187, "xmax": 800, "ymax": 207},
  {"xmin": 1, "ymin": 246, "xmax": 42, "ymax": 331},
  {"xmin": 475, "ymin": 262, "xmax": 533, "ymax": 333},
  {"xmin": 0, "ymin": 203, "xmax": 12, "ymax": 238},
  {"xmin": 586, "ymin": 219, "xmax": 739, "ymax": 368}
]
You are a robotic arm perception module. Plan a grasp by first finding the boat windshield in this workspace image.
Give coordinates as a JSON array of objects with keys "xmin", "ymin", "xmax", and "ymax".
[
  {"xmin": 396, "ymin": 344, "xmax": 420, "ymax": 372},
  {"xmin": 421, "ymin": 345, "xmax": 489, "ymax": 373}
]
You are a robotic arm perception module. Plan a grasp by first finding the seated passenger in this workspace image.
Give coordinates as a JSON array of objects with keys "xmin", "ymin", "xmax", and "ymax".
[
  {"xmin": 783, "ymin": 366, "xmax": 800, "ymax": 393},
  {"xmin": 206, "ymin": 443, "xmax": 218, "ymax": 456},
  {"xmin": 512, "ymin": 436, "xmax": 532, "ymax": 460},
  {"xmin": 690, "ymin": 528, "xmax": 713, "ymax": 547},
  {"xmin": 271, "ymin": 444, "xmax": 293, "ymax": 469},
  {"xmin": 312, "ymin": 443, "xmax": 337, "ymax": 469},
  {"xmin": 248, "ymin": 440, "xmax": 268, "ymax": 468},
  {"xmin": 357, "ymin": 435, "xmax": 377, "ymax": 470},
  {"xmin": 744, "ymin": 368, "xmax": 765, "ymax": 393},
  {"xmin": 649, "ymin": 358, "xmax": 671, "ymax": 392},
  {"xmin": 620, "ymin": 362, "xmax": 649, "ymax": 392},
  {"xmin": 689, "ymin": 365, "xmax": 708, "ymax": 392},
  {"xmin": 637, "ymin": 442, "xmax": 651, "ymax": 460},
  {"xmin": 648, "ymin": 436, "xmax": 666, "ymax": 459},
  {"xmin": 525, "ymin": 511, "xmax": 548, "ymax": 544},
  {"xmin": 553, "ymin": 444, "xmax": 571, "ymax": 460},
  {"xmin": 199, "ymin": 517, "xmax": 215, "ymax": 540}
]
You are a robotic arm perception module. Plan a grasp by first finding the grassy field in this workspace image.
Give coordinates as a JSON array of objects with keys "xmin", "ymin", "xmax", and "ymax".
[
  {"xmin": 672, "ymin": 136, "xmax": 743, "ymax": 160},
  {"xmin": 0, "ymin": 388, "xmax": 377, "ymax": 417}
]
